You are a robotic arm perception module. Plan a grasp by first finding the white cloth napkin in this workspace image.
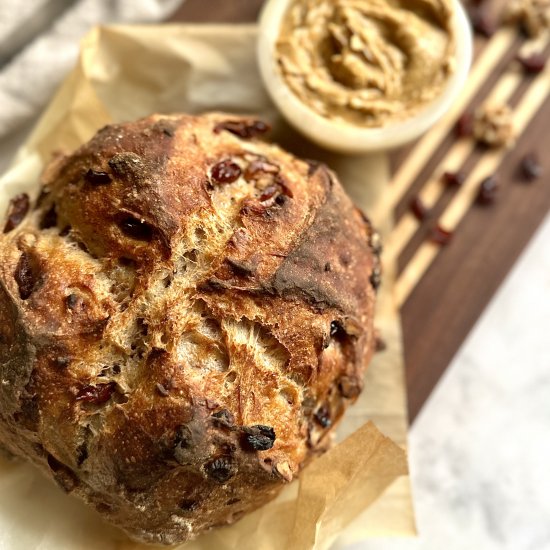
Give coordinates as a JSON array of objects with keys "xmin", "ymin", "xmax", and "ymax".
[{"xmin": 0, "ymin": 0, "xmax": 183, "ymax": 171}]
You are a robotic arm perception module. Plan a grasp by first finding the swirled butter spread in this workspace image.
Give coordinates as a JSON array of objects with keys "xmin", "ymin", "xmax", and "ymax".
[{"xmin": 276, "ymin": 0, "xmax": 456, "ymax": 127}]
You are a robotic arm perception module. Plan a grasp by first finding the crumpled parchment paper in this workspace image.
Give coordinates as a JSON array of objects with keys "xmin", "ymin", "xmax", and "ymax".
[{"xmin": 0, "ymin": 24, "xmax": 415, "ymax": 550}]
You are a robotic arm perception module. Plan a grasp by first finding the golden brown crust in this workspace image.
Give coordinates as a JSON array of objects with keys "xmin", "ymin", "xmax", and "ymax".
[{"xmin": 0, "ymin": 113, "xmax": 379, "ymax": 545}]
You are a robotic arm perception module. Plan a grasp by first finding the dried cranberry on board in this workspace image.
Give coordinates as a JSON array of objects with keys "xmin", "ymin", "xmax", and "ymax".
[
  {"xmin": 520, "ymin": 153, "xmax": 542, "ymax": 182},
  {"xmin": 477, "ymin": 175, "xmax": 499, "ymax": 205},
  {"xmin": 517, "ymin": 53, "xmax": 546, "ymax": 74},
  {"xmin": 431, "ymin": 225, "xmax": 453, "ymax": 246},
  {"xmin": 456, "ymin": 113, "xmax": 474, "ymax": 138},
  {"xmin": 410, "ymin": 196, "xmax": 430, "ymax": 221},
  {"xmin": 443, "ymin": 171, "xmax": 466, "ymax": 187},
  {"xmin": 469, "ymin": 7, "xmax": 497, "ymax": 38}
]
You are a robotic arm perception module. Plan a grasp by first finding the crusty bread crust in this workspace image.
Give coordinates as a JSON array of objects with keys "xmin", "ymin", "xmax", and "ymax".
[{"xmin": 0, "ymin": 113, "xmax": 379, "ymax": 544}]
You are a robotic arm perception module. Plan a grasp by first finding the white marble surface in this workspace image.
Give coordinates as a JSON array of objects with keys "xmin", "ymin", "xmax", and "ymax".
[{"xmin": 346, "ymin": 213, "xmax": 550, "ymax": 550}]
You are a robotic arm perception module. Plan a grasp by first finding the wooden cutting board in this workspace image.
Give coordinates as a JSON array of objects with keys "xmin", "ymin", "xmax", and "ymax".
[{"xmin": 170, "ymin": 0, "xmax": 550, "ymax": 421}]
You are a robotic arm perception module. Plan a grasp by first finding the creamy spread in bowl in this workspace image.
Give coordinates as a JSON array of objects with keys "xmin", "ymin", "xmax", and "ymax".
[{"xmin": 276, "ymin": 0, "xmax": 456, "ymax": 128}]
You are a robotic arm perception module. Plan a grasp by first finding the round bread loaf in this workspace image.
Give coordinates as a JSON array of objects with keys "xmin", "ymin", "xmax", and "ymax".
[{"xmin": 0, "ymin": 113, "xmax": 380, "ymax": 544}]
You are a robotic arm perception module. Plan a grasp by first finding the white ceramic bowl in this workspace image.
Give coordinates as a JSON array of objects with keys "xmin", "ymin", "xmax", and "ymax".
[{"xmin": 257, "ymin": 0, "xmax": 473, "ymax": 154}]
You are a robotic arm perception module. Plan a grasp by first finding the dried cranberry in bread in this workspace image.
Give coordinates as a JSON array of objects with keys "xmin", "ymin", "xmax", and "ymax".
[{"xmin": 0, "ymin": 113, "xmax": 380, "ymax": 545}]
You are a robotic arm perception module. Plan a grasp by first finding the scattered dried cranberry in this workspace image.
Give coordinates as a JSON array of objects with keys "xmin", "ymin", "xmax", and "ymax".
[
  {"xmin": 214, "ymin": 119, "xmax": 271, "ymax": 139},
  {"xmin": 76, "ymin": 382, "xmax": 116, "ymax": 404},
  {"xmin": 517, "ymin": 53, "xmax": 546, "ymax": 74},
  {"xmin": 520, "ymin": 153, "xmax": 542, "ymax": 182},
  {"xmin": 84, "ymin": 169, "xmax": 111, "ymax": 185},
  {"xmin": 443, "ymin": 171, "xmax": 466, "ymax": 187},
  {"xmin": 431, "ymin": 225, "xmax": 453, "ymax": 246},
  {"xmin": 117, "ymin": 216, "xmax": 154, "ymax": 241},
  {"xmin": 242, "ymin": 425, "xmax": 276, "ymax": 451},
  {"xmin": 211, "ymin": 160, "xmax": 242, "ymax": 184},
  {"xmin": 477, "ymin": 175, "xmax": 499, "ymax": 205},
  {"xmin": 470, "ymin": 7, "xmax": 497, "ymax": 38},
  {"xmin": 3, "ymin": 194, "xmax": 29, "ymax": 233},
  {"xmin": 314, "ymin": 406, "xmax": 331, "ymax": 428},
  {"xmin": 14, "ymin": 251, "xmax": 41, "ymax": 300},
  {"xmin": 410, "ymin": 196, "xmax": 430, "ymax": 221},
  {"xmin": 456, "ymin": 113, "xmax": 474, "ymax": 137},
  {"xmin": 205, "ymin": 456, "xmax": 235, "ymax": 483}
]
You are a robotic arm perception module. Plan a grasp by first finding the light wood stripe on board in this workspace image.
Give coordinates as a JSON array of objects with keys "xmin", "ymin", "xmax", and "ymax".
[
  {"xmin": 383, "ymin": 65, "xmax": 534, "ymax": 266},
  {"xmin": 395, "ymin": 65, "xmax": 550, "ymax": 307}
]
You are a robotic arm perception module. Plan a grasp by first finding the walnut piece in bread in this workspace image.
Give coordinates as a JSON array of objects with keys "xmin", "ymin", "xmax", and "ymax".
[{"xmin": 0, "ymin": 113, "xmax": 379, "ymax": 545}]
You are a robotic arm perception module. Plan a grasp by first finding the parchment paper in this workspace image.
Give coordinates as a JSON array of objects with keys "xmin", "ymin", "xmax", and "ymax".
[{"xmin": 0, "ymin": 24, "xmax": 415, "ymax": 550}]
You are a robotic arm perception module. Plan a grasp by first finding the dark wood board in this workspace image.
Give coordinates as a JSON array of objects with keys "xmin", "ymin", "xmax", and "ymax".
[{"xmin": 170, "ymin": 0, "xmax": 550, "ymax": 421}]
